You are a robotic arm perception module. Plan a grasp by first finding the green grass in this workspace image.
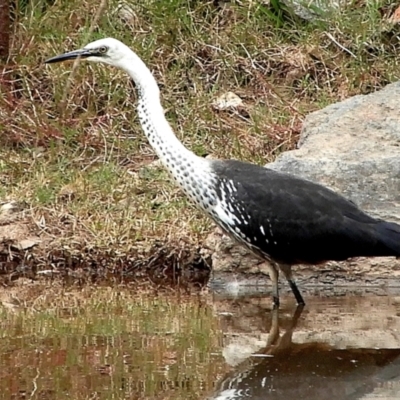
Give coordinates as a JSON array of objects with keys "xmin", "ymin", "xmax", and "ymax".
[{"xmin": 1, "ymin": 0, "xmax": 400, "ymax": 273}]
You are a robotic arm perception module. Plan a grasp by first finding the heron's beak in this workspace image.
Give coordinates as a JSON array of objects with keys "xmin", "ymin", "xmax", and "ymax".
[{"xmin": 45, "ymin": 49, "xmax": 92, "ymax": 64}]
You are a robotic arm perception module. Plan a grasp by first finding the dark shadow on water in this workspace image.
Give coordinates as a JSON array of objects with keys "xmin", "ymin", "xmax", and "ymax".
[{"xmin": 208, "ymin": 290, "xmax": 400, "ymax": 400}]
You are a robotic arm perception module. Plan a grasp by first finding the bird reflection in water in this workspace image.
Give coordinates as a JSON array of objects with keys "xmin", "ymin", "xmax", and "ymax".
[{"xmin": 209, "ymin": 305, "xmax": 400, "ymax": 400}]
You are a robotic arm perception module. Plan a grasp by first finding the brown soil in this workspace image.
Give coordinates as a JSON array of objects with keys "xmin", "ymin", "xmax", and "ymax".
[{"xmin": 0, "ymin": 203, "xmax": 210, "ymax": 286}]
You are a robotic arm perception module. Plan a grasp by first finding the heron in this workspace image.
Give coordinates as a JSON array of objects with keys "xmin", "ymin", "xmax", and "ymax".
[{"xmin": 45, "ymin": 38, "xmax": 400, "ymax": 307}]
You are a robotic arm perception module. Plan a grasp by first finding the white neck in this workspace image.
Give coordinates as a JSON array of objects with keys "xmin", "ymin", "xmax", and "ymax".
[
  {"xmin": 117, "ymin": 52, "xmax": 194, "ymax": 164},
  {"xmin": 114, "ymin": 48, "xmax": 217, "ymax": 209}
]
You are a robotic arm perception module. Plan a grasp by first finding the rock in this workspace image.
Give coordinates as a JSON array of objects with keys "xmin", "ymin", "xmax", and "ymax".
[
  {"xmin": 270, "ymin": 81, "xmax": 400, "ymax": 220},
  {"xmin": 205, "ymin": 81, "xmax": 400, "ymax": 289},
  {"xmin": 0, "ymin": 201, "xmax": 26, "ymax": 215},
  {"xmin": 13, "ymin": 238, "xmax": 40, "ymax": 251},
  {"xmin": 0, "ymin": 200, "xmax": 41, "ymax": 254},
  {"xmin": 282, "ymin": 0, "xmax": 351, "ymax": 21},
  {"xmin": 212, "ymin": 92, "xmax": 243, "ymax": 110},
  {"xmin": 113, "ymin": 1, "xmax": 137, "ymax": 26},
  {"xmin": 138, "ymin": 159, "xmax": 164, "ymax": 179}
]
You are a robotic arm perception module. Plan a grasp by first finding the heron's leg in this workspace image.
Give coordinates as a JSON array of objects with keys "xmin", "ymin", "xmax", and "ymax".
[
  {"xmin": 279, "ymin": 264, "xmax": 305, "ymax": 306},
  {"xmin": 267, "ymin": 306, "xmax": 280, "ymax": 346},
  {"xmin": 266, "ymin": 305, "xmax": 304, "ymax": 355},
  {"xmin": 267, "ymin": 264, "xmax": 280, "ymax": 307},
  {"xmin": 291, "ymin": 304, "xmax": 305, "ymax": 328},
  {"xmin": 277, "ymin": 304, "xmax": 305, "ymax": 349}
]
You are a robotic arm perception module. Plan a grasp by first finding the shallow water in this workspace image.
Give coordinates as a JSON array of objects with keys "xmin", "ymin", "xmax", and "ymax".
[{"xmin": 1, "ymin": 284, "xmax": 400, "ymax": 399}]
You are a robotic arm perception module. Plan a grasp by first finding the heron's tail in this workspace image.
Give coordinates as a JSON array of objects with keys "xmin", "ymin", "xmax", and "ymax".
[{"xmin": 375, "ymin": 221, "xmax": 400, "ymax": 257}]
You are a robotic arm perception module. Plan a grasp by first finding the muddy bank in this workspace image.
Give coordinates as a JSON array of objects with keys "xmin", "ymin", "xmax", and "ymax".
[{"xmin": 0, "ymin": 202, "xmax": 210, "ymax": 285}]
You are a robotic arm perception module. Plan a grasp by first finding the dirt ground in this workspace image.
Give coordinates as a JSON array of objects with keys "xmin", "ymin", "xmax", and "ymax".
[{"xmin": 0, "ymin": 201, "xmax": 210, "ymax": 285}]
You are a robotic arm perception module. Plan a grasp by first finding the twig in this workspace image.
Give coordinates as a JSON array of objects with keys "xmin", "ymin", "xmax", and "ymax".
[{"xmin": 325, "ymin": 32, "xmax": 357, "ymax": 59}]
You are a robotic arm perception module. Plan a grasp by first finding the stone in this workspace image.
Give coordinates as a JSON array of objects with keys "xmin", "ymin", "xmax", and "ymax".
[
  {"xmin": 212, "ymin": 92, "xmax": 243, "ymax": 110},
  {"xmin": 205, "ymin": 81, "xmax": 400, "ymax": 289},
  {"xmin": 13, "ymin": 238, "xmax": 40, "ymax": 251},
  {"xmin": 282, "ymin": 0, "xmax": 351, "ymax": 21}
]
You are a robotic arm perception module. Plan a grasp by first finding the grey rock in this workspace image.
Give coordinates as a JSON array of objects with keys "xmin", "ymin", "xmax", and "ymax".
[
  {"xmin": 205, "ymin": 81, "xmax": 400, "ymax": 289},
  {"xmin": 282, "ymin": 0, "xmax": 351, "ymax": 21}
]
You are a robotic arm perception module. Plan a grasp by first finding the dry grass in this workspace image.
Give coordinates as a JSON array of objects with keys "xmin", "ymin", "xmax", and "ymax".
[{"xmin": 1, "ymin": 0, "xmax": 400, "ymax": 280}]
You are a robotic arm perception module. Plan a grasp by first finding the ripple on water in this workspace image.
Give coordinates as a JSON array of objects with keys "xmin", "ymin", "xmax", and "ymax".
[
  {"xmin": 1, "ymin": 284, "xmax": 400, "ymax": 399},
  {"xmin": 209, "ymin": 288, "xmax": 400, "ymax": 400}
]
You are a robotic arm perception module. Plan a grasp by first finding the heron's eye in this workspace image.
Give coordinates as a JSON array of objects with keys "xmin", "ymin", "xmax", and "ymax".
[{"xmin": 98, "ymin": 46, "xmax": 108, "ymax": 54}]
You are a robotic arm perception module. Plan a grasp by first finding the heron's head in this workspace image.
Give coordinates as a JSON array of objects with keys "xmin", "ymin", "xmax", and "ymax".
[{"xmin": 45, "ymin": 38, "xmax": 128, "ymax": 67}]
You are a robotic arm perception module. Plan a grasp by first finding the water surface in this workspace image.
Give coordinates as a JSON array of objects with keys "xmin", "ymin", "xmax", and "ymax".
[{"xmin": 1, "ymin": 282, "xmax": 400, "ymax": 399}]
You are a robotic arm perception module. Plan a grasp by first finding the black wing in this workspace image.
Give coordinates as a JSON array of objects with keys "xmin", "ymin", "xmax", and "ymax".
[{"xmin": 211, "ymin": 159, "xmax": 400, "ymax": 264}]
